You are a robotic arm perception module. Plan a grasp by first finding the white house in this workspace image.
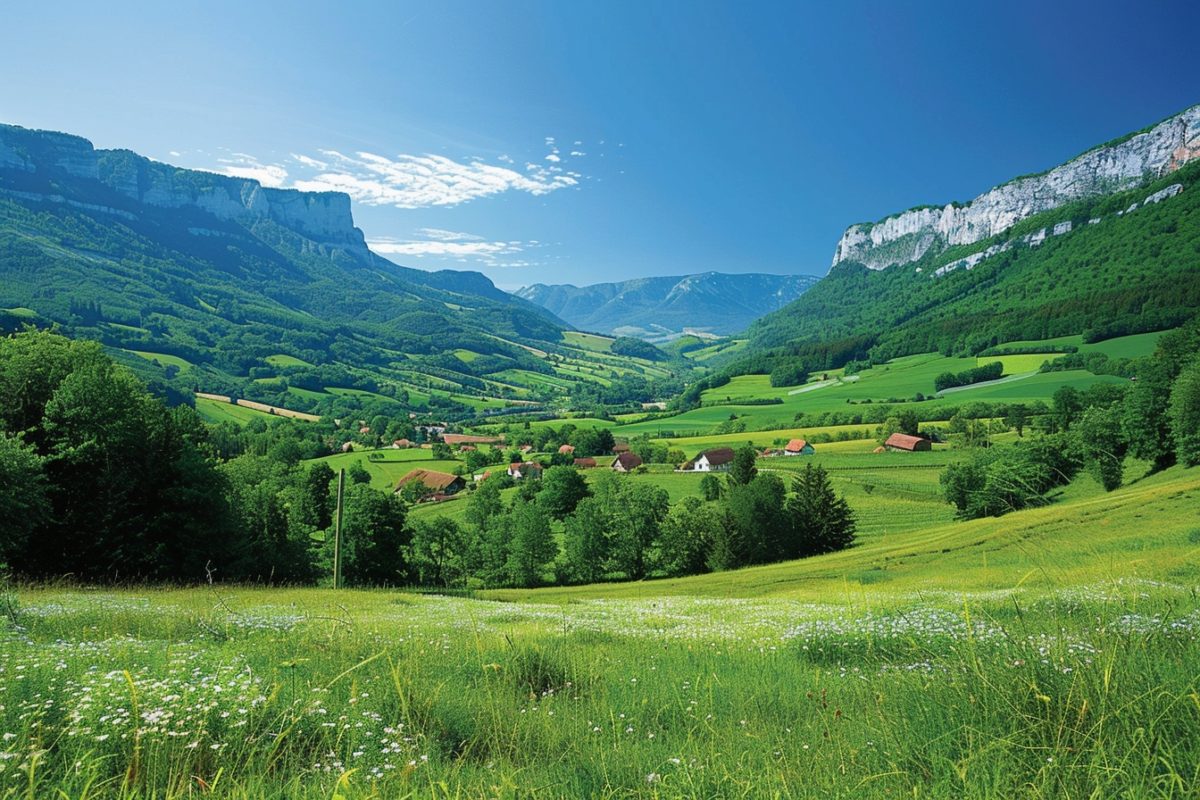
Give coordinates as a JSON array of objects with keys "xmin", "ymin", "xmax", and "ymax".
[{"xmin": 681, "ymin": 446, "xmax": 736, "ymax": 472}]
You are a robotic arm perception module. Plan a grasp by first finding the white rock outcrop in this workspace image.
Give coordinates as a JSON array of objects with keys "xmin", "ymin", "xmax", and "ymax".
[{"xmin": 832, "ymin": 104, "xmax": 1200, "ymax": 269}]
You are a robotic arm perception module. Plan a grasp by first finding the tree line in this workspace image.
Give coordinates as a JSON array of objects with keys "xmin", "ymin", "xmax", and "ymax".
[
  {"xmin": 0, "ymin": 331, "xmax": 856, "ymax": 586},
  {"xmin": 940, "ymin": 319, "xmax": 1200, "ymax": 518}
]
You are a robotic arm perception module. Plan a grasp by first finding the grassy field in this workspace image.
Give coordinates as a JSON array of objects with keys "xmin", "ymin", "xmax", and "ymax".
[
  {"xmin": 993, "ymin": 330, "xmax": 1166, "ymax": 360},
  {"xmin": 127, "ymin": 350, "xmax": 196, "ymax": 372},
  {"xmin": 610, "ymin": 360, "xmax": 1127, "ymax": 439},
  {"xmin": 4, "ymin": 463, "xmax": 1197, "ymax": 798},
  {"xmin": 307, "ymin": 448, "xmax": 468, "ymax": 493},
  {"xmin": 264, "ymin": 353, "xmax": 315, "ymax": 368},
  {"xmin": 194, "ymin": 396, "xmax": 281, "ymax": 425},
  {"xmin": 562, "ymin": 330, "xmax": 614, "ymax": 352}
]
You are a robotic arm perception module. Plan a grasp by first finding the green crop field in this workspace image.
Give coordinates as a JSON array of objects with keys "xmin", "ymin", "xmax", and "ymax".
[
  {"xmin": 7, "ymin": 463, "xmax": 1197, "ymax": 798},
  {"xmin": 976, "ymin": 353, "xmax": 1055, "ymax": 373},
  {"xmin": 127, "ymin": 349, "xmax": 196, "ymax": 372},
  {"xmin": 264, "ymin": 353, "xmax": 314, "ymax": 367},
  {"xmin": 453, "ymin": 348, "xmax": 481, "ymax": 363},
  {"xmin": 194, "ymin": 395, "xmax": 280, "ymax": 425}
]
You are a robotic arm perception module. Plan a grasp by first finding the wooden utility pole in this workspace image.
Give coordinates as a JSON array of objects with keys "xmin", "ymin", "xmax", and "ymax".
[{"xmin": 332, "ymin": 467, "xmax": 345, "ymax": 589}]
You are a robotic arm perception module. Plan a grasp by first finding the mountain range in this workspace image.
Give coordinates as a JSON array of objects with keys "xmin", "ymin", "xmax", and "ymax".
[{"xmin": 515, "ymin": 272, "xmax": 820, "ymax": 340}]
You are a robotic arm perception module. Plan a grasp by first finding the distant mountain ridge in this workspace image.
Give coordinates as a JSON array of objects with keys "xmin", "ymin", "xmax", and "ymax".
[{"xmin": 515, "ymin": 272, "xmax": 820, "ymax": 339}]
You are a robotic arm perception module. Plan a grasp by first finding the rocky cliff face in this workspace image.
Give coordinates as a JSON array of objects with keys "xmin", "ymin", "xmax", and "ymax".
[
  {"xmin": 0, "ymin": 124, "xmax": 368, "ymax": 259},
  {"xmin": 833, "ymin": 104, "xmax": 1200, "ymax": 270}
]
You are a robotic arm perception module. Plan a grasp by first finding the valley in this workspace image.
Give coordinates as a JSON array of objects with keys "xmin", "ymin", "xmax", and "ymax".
[{"xmin": 0, "ymin": 52, "xmax": 1198, "ymax": 799}]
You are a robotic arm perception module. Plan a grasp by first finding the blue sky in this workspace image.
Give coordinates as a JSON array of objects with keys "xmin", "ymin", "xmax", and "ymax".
[{"xmin": 2, "ymin": 1, "xmax": 1197, "ymax": 289}]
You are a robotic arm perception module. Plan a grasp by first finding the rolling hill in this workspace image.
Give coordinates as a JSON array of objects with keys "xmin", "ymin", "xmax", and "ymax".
[{"xmin": 515, "ymin": 271, "xmax": 819, "ymax": 340}]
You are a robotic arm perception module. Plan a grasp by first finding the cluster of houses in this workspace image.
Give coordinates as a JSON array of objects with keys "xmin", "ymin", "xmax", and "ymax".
[{"xmin": 388, "ymin": 430, "xmax": 936, "ymax": 503}]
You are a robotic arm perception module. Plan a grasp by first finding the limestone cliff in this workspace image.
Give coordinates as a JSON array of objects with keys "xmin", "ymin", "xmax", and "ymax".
[
  {"xmin": 832, "ymin": 104, "xmax": 1200, "ymax": 270},
  {"xmin": 0, "ymin": 124, "xmax": 368, "ymax": 260}
]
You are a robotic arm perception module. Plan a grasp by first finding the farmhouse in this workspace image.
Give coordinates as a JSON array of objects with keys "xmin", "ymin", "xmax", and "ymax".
[
  {"xmin": 884, "ymin": 433, "xmax": 932, "ymax": 452},
  {"xmin": 573, "ymin": 457, "xmax": 597, "ymax": 468},
  {"xmin": 391, "ymin": 438, "xmax": 414, "ymax": 449},
  {"xmin": 681, "ymin": 447, "xmax": 735, "ymax": 472},
  {"xmin": 394, "ymin": 469, "xmax": 465, "ymax": 500},
  {"xmin": 612, "ymin": 442, "xmax": 631, "ymax": 454},
  {"xmin": 558, "ymin": 444, "xmax": 576, "ymax": 455},
  {"xmin": 507, "ymin": 461, "xmax": 544, "ymax": 480},
  {"xmin": 784, "ymin": 439, "xmax": 814, "ymax": 456},
  {"xmin": 611, "ymin": 452, "xmax": 643, "ymax": 472}
]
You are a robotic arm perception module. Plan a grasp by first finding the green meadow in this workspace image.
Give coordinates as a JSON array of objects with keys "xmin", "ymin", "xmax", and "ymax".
[
  {"xmin": 194, "ymin": 396, "xmax": 282, "ymax": 425},
  {"xmin": 4, "ymin": 463, "xmax": 1197, "ymax": 798}
]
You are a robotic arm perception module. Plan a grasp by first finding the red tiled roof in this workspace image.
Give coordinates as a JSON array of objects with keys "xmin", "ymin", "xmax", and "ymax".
[
  {"xmin": 558, "ymin": 444, "xmax": 576, "ymax": 454},
  {"xmin": 573, "ymin": 457, "xmax": 597, "ymax": 468},
  {"xmin": 785, "ymin": 439, "xmax": 809, "ymax": 452}
]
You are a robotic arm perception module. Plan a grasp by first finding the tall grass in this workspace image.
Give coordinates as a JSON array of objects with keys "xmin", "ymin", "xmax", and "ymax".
[{"xmin": 0, "ymin": 580, "xmax": 1196, "ymax": 798}]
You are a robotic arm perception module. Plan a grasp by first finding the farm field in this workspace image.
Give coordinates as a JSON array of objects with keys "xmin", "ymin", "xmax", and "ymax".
[
  {"xmin": 611, "ymin": 355, "xmax": 1131, "ymax": 439},
  {"xmin": 264, "ymin": 353, "xmax": 314, "ymax": 368},
  {"xmin": 5, "ymin": 464, "xmax": 1198, "ymax": 798},
  {"xmin": 126, "ymin": 349, "xmax": 196, "ymax": 372},
  {"xmin": 307, "ymin": 448, "xmax": 468, "ymax": 493},
  {"xmin": 194, "ymin": 395, "xmax": 282, "ymax": 425},
  {"xmin": 562, "ymin": 330, "xmax": 614, "ymax": 352},
  {"xmin": 992, "ymin": 330, "xmax": 1166, "ymax": 360}
]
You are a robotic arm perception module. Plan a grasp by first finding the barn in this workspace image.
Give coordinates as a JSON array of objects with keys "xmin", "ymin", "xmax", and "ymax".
[
  {"xmin": 884, "ymin": 433, "xmax": 932, "ymax": 452},
  {"xmin": 394, "ymin": 469, "xmax": 466, "ymax": 499}
]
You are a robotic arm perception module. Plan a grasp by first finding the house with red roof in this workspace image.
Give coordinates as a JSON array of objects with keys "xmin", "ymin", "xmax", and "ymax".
[
  {"xmin": 884, "ymin": 433, "xmax": 931, "ymax": 452},
  {"xmin": 784, "ymin": 438, "xmax": 814, "ymax": 456}
]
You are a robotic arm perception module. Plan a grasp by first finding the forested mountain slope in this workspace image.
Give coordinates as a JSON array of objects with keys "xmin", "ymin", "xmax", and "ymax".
[
  {"xmin": 0, "ymin": 123, "xmax": 619, "ymax": 416},
  {"xmin": 742, "ymin": 105, "xmax": 1200, "ymax": 369}
]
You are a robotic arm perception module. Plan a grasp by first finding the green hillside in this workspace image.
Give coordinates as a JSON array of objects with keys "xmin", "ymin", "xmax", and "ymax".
[
  {"xmin": 743, "ymin": 160, "xmax": 1200, "ymax": 369},
  {"xmin": 0, "ymin": 124, "xmax": 691, "ymax": 422}
]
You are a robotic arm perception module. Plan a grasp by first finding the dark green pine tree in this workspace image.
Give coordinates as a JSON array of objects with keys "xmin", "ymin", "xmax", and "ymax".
[{"xmin": 785, "ymin": 464, "xmax": 856, "ymax": 557}]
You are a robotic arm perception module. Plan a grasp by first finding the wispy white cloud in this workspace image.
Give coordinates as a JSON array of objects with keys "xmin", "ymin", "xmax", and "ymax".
[
  {"xmin": 544, "ymin": 153, "xmax": 561, "ymax": 163},
  {"xmin": 369, "ymin": 229, "xmax": 541, "ymax": 268},
  {"xmin": 292, "ymin": 149, "xmax": 578, "ymax": 208},
  {"xmin": 214, "ymin": 154, "xmax": 289, "ymax": 188},
  {"xmin": 414, "ymin": 227, "xmax": 485, "ymax": 242}
]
